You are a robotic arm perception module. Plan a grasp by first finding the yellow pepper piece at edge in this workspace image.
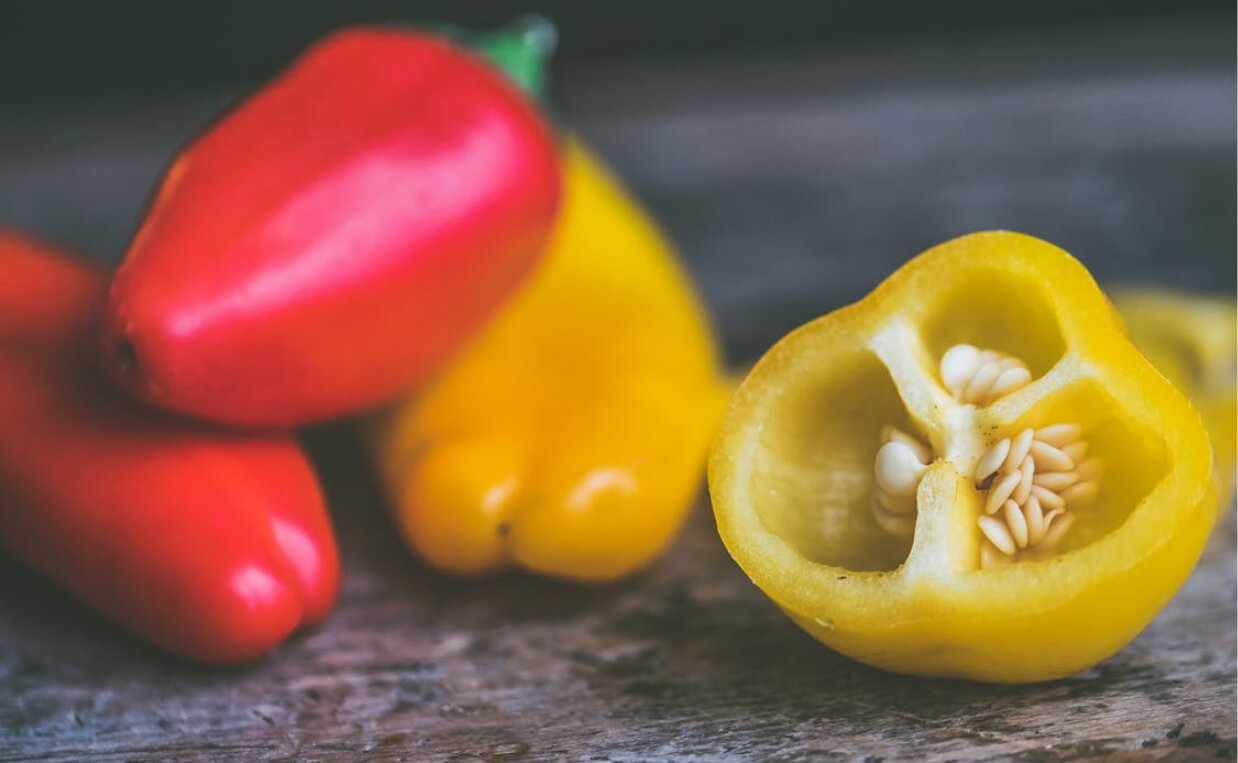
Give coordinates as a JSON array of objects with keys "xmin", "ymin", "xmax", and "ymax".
[
  {"xmin": 709, "ymin": 231, "xmax": 1218, "ymax": 683},
  {"xmin": 1112, "ymin": 288, "xmax": 1236, "ymax": 506},
  {"xmin": 368, "ymin": 140, "xmax": 730, "ymax": 582}
]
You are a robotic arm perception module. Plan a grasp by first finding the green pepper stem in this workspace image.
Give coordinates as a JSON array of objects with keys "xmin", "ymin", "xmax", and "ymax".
[{"xmin": 470, "ymin": 15, "xmax": 557, "ymax": 100}]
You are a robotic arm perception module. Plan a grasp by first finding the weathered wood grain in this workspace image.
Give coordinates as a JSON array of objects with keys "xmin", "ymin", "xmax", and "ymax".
[
  {"xmin": 0, "ymin": 24, "xmax": 1234, "ymax": 762},
  {"xmin": 0, "ymin": 430, "xmax": 1233, "ymax": 762}
]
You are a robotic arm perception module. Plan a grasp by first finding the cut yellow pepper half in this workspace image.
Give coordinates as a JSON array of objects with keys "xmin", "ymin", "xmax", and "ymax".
[
  {"xmin": 369, "ymin": 140, "xmax": 729, "ymax": 582},
  {"xmin": 1112, "ymin": 288, "xmax": 1236, "ymax": 506},
  {"xmin": 708, "ymin": 231, "xmax": 1218, "ymax": 683}
]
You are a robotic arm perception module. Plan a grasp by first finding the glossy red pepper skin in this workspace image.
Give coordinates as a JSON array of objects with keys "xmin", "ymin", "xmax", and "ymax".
[
  {"xmin": 100, "ymin": 26, "xmax": 561, "ymax": 427},
  {"xmin": 0, "ymin": 232, "xmax": 339, "ymax": 662}
]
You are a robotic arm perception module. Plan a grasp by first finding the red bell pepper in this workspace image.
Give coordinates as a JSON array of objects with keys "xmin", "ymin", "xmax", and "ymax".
[
  {"xmin": 99, "ymin": 25, "xmax": 561, "ymax": 427},
  {"xmin": 0, "ymin": 231, "xmax": 339, "ymax": 662}
]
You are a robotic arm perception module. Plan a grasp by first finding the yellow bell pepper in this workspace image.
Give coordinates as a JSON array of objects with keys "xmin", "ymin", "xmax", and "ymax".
[
  {"xmin": 1112, "ymin": 288, "xmax": 1236, "ymax": 506},
  {"xmin": 369, "ymin": 140, "xmax": 728, "ymax": 582},
  {"xmin": 708, "ymin": 231, "xmax": 1217, "ymax": 683}
]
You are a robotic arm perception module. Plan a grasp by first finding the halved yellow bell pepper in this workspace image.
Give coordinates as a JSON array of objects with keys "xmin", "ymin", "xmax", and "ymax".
[
  {"xmin": 1112, "ymin": 288, "xmax": 1236, "ymax": 505},
  {"xmin": 709, "ymin": 231, "xmax": 1217, "ymax": 683},
  {"xmin": 368, "ymin": 140, "xmax": 729, "ymax": 582}
]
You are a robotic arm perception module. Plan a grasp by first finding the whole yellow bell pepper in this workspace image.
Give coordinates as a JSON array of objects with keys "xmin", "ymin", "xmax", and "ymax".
[
  {"xmin": 709, "ymin": 231, "xmax": 1217, "ymax": 683},
  {"xmin": 1112, "ymin": 288, "xmax": 1236, "ymax": 505},
  {"xmin": 368, "ymin": 141, "xmax": 728, "ymax": 582}
]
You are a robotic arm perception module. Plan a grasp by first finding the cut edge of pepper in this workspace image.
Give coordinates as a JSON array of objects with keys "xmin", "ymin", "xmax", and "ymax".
[{"xmin": 708, "ymin": 230, "xmax": 1217, "ymax": 636}]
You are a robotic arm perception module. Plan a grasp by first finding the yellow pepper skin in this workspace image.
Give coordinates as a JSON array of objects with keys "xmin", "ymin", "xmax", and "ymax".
[
  {"xmin": 1112, "ymin": 288, "xmax": 1236, "ymax": 506},
  {"xmin": 369, "ymin": 140, "xmax": 728, "ymax": 582},
  {"xmin": 708, "ymin": 231, "xmax": 1217, "ymax": 683}
]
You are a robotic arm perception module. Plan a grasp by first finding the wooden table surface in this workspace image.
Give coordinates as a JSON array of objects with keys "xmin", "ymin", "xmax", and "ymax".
[{"xmin": 0, "ymin": 24, "xmax": 1234, "ymax": 762}]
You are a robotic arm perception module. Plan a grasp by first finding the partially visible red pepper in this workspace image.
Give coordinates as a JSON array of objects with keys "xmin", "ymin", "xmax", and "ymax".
[
  {"xmin": 99, "ymin": 25, "xmax": 561, "ymax": 427},
  {"xmin": 0, "ymin": 231, "xmax": 339, "ymax": 662}
]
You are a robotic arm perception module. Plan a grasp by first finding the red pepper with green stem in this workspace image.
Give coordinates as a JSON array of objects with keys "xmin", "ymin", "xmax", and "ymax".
[
  {"xmin": 0, "ymin": 231, "xmax": 339, "ymax": 662},
  {"xmin": 99, "ymin": 22, "xmax": 561, "ymax": 427}
]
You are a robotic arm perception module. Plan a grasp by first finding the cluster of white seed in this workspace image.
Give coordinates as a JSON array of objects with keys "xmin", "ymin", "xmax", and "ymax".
[
  {"xmin": 870, "ymin": 426, "xmax": 932, "ymax": 537},
  {"xmin": 973, "ymin": 424, "xmax": 1102, "ymax": 568},
  {"xmin": 866, "ymin": 343, "xmax": 1102, "ymax": 568},
  {"xmin": 940, "ymin": 344, "xmax": 1032, "ymax": 405}
]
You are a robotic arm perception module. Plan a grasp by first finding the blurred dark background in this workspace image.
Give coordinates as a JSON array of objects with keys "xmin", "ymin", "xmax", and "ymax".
[
  {"xmin": 0, "ymin": 1, "xmax": 1234, "ymax": 363},
  {"xmin": 0, "ymin": 0, "xmax": 1232, "ymax": 111}
]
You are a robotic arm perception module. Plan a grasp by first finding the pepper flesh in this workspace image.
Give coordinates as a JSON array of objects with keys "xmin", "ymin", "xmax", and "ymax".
[
  {"xmin": 369, "ymin": 141, "xmax": 729, "ymax": 582},
  {"xmin": 1112, "ymin": 288, "xmax": 1236, "ymax": 506},
  {"xmin": 99, "ymin": 26, "xmax": 560, "ymax": 427},
  {"xmin": 0, "ymin": 232, "xmax": 339, "ymax": 662},
  {"xmin": 709, "ymin": 231, "xmax": 1217, "ymax": 683}
]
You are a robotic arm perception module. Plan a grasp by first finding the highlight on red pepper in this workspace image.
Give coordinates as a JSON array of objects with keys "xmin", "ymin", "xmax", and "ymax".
[
  {"xmin": 99, "ymin": 24, "xmax": 562, "ymax": 427},
  {"xmin": 0, "ymin": 231, "xmax": 340, "ymax": 663}
]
